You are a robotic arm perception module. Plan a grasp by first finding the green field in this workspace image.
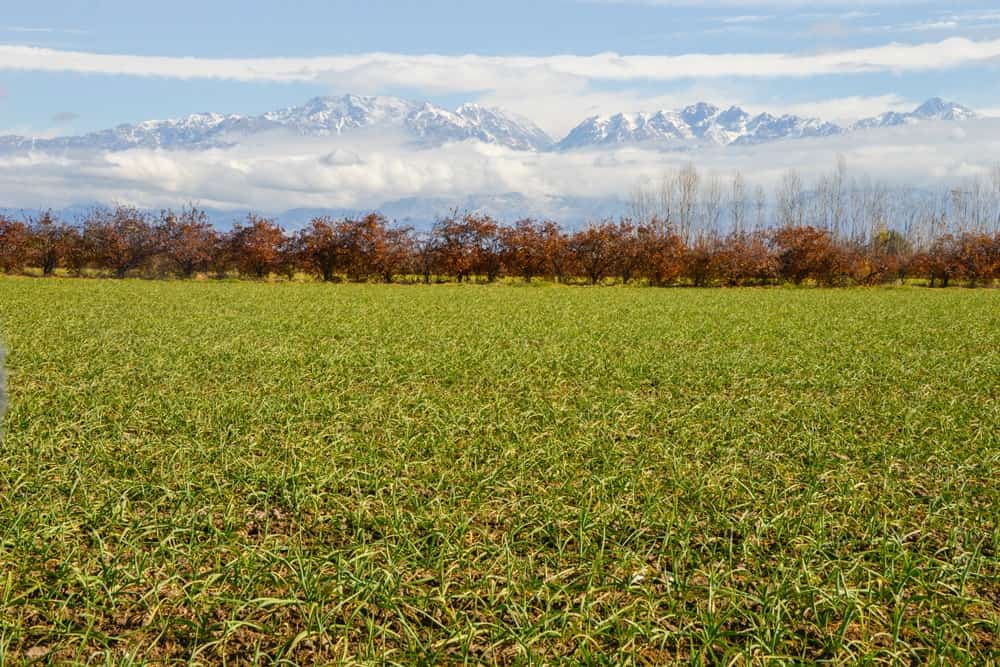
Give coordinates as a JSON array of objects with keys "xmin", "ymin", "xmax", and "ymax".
[{"xmin": 1, "ymin": 278, "xmax": 998, "ymax": 664}]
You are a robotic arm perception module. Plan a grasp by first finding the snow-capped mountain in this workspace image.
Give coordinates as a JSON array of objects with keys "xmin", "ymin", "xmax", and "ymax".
[
  {"xmin": 451, "ymin": 104, "xmax": 554, "ymax": 153},
  {"xmin": 0, "ymin": 96, "xmax": 976, "ymax": 155},
  {"xmin": 555, "ymin": 102, "xmax": 843, "ymax": 150},
  {"xmin": 556, "ymin": 98, "xmax": 973, "ymax": 150},
  {"xmin": 0, "ymin": 112, "xmax": 242, "ymax": 153},
  {"xmin": 851, "ymin": 98, "xmax": 977, "ymax": 131},
  {"xmin": 0, "ymin": 95, "xmax": 555, "ymax": 153},
  {"xmin": 557, "ymin": 103, "xmax": 842, "ymax": 150}
]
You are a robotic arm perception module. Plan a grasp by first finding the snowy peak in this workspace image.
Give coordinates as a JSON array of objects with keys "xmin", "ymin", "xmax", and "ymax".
[
  {"xmin": 911, "ymin": 97, "xmax": 975, "ymax": 121},
  {"xmin": 556, "ymin": 111, "xmax": 695, "ymax": 150},
  {"xmin": 556, "ymin": 103, "xmax": 841, "ymax": 150},
  {"xmin": 0, "ymin": 94, "xmax": 554, "ymax": 153},
  {"xmin": 405, "ymin": 102, "xmax": 553, "ymax": 150},
  {"xmin": 240, "ymin": 95, "xmax": 554, "ymax": 150},
  {"xmin": 558, "ymin": 97, "xmax": 975, "ymax": 150},
  {"xmin": 0, "ymin": 95, "xmax": 977, "ymax": 156},
  {"xmin": 261, "ymin": 95, "xmax": 415, "ymax": 133},
  {"xmin": 852, "ymin": 98, "xmax": 976, "ymax": 130},
  {"xmin": 454, "ymin": 104, "xmax": 554, "ymax": 151},
  {"xmin": 716, "ymin": 106, "xmax": 751, "ymax": 129},
  {"xmin": 736, "ymin": 113, "xmax": 841, "ymax": 145}
]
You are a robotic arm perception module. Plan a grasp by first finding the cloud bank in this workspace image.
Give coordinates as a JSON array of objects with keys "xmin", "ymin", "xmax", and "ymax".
[
  {"xmin": 2, "ymin": 119, "xmax": 999, "ymax": 224},
  {"xmin": 585, "ymin": 0, "xmax": 936, "ymax": 7},
  {"xmin": 2, "ymin": 38, "xmax": 999, "ymax": 86}
]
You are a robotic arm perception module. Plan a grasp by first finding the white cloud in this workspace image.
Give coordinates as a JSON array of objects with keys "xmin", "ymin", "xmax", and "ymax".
[
  {"xmin": 2, "ymin": 38, "xmax": 999, "ymax": 86},
  {"xmin": 0, "ymin": 26, "xmax": 87, "ymax": 35},
  {"xmin": 2, "ymin": 118, "xmax": 1000, "ymax": 220},
  {"xmin": 585, "ymin": 0, "xmax": 933, "ymax": 7},
  {"xmin": 720, "ymin": 14, "xmax": 775, "ymax": 24},
  {"xmin": 0, "ymin": 26, "xmax": 57, "ymax": 33},
  {"xmin": 901, "ymin": 20, "xmax": 961, "ymax": 32}
]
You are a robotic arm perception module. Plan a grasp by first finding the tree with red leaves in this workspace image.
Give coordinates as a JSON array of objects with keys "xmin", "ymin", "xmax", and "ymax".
[
  {"xmin": 610, "ymin": 220, "xmax": 645, "ymax": 285},
  {"xmin": 432, "ymin": 213, "xmax": 502, "ymax": 282},
  {"xmin": 540, "ymin": 221, "xmax": 573, "ymax": 284},
  {"xmin": 372, "ymin": 223, "xmax": 412, "ymax": 284},
  {"xmin": 0, "ymin": 216, "xmax": 30, "ymax": 274},
  {"xmin": 710, "ymin": 232, "xmax": 778, "ymax": 286},
  {"xmin": 501, "ymin": 219, "xmax": 551, "ymax": 283},
  {"xmin": 27, "ymin": 212, "xmax": 75, "ymax": 276},
  {"xmin": 771, "ymin": 225, "xmax": 851, "ymax": 286},
  {"xmin": 228, "ymin": 214, "xmax": 285, "ymax": 279},
  {"xmin": 159, "ymin": 207, "xmax": 218, "ymax": 278},
  {"xmin": 295, "ymin": 217, "xmax": 346, "ymax": 282},
  {"xmin": 910, "ymin": 235, "xmax": 963, "ymax": 288},
  {"xmin": 637, "ymin": 223, "xmax": 685, "ymax": 287},
  {"xmin": 432, "ymin": 214, "xmax": 476, "ymax": 282},
  {"xmin": 571, "ymin": 221, "xmax": 617, "ymax": 285},
  {"xmin": 84, "ymin": 205, "xmax": 161, "ymax": 278}
]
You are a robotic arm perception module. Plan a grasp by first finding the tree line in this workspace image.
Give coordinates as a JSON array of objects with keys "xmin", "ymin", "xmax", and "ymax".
[
  {"xmin": 1, "ymin": 206, "xmax": 997, "ymax": 287},
  {"xmin": 1, "ymin": 164, "xmax": 998, "ymax": 287}
]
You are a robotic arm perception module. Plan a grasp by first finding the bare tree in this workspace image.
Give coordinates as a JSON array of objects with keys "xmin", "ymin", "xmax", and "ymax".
[
  {"xmin": 676, "ymin": 163, "xmax": 700, "ymax": 242},
  {"xmin": 728, "ymin": 171, "xmax": 748, "ymax": 235},
  {"xmin": 628, "ymin": 178, "xmax": 657, "ymax": 227},
  {"xmin": 657, "ymin": 169, "xmax": 679, "ymax": 234},
  {"xmin": 699, "ymin": 172, "xmax": 723, "ymax": 240},
  {"xmin": 776, "ymin": 170, "xmax": 804, "ymax": 228},
  {"xmin": 753, "ymin": 185, "xmax": 768, "ymax": 231}
]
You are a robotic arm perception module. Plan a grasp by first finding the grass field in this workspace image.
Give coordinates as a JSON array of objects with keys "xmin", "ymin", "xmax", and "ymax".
[{"xmin": 0, "ymin": 278, "xmax": 998, "ymax": 664}]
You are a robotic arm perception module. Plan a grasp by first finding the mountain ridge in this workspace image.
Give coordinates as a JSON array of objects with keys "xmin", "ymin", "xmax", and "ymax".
[
  {"xmin": 0, "ymin": 95, "xmax": 977, "ymax": 155},
  {"xmin": 556, "ymin": 98, "xmax": 975, "ymax": 150},
  {"xmin": 0, "ymin": 95, "xmax": 556, "ymax": 154}
]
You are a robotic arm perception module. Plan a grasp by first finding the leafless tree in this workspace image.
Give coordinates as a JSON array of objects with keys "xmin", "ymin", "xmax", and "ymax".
[
  {"xmin": 753, "ymin": 185, "xmax": 768, "ymax": 232},
  {"xmin": 776, "ymin": 170, "xmax": 804, "ymax": 228},
  {"xmin": 728, "ymin": 171, "xmax": 748, "ymax": 235},
  {"xmin": 700, "ymin": 172, "xmax": 723, "ymax": 240},
  {"xmin": 676, "ymin": 163, "xmax": 700, "ymax": 242}
]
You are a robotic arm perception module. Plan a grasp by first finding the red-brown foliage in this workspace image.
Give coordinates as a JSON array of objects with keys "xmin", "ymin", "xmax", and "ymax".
[
  {"xmin": 27, "ymin": 212, "xmax": 76, "ymax": 276},
  {"xmin": 710, "ymin": 232, "xmax": 778, "ymax": 286},
  {"xmin": 570, "ymin": 222, "xmax": 617, "ymax": 285},
  {"xmin": 637, "ymin": 224, "xmax": 685, "ymax": 286},
  {"xmin": 500, "ymin": 219, "xmax": 550, "ymax": 282},
  {"xmin": 771, "ymin": 225, "xmax": 852, "ymax": 286},
  {"xmin": 1, "ymin": 204, "xmax": 996, "ymax": 288},
  {"xmin": 910, "ymin": 232, "xmax": 1000, "ymax": 287},
  {"xmin": 159, "ymin": 207, "xmax": 218, "ymax": 278},
  {"xmin": 228, "ymin": 215, "xmax": 285, "ymax": 279},
  {"xmin": 433, "ymin": 213, "xmax": 502, "ymax": 282},
  {"xmin": 610, "ymin": 220, "xmax": 645, "ymax": 285},
  {"xmin": 0, "ymin": 216, "xmax": 30, "ymax": 274},
  {"xmin": 83, "ymin": 205, "xmax": 161, "ymax": 278},
  {"xmin": 294, "ymin": 217, "xmax": 345, "ymax": 282}
]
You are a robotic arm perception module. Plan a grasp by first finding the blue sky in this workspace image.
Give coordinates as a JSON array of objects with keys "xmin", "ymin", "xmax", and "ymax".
[{"xmin": 3, "ymin": 0, "xmax": 1000, "ymax": 137}]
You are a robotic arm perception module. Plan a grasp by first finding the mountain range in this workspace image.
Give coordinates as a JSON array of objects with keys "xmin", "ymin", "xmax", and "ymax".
[
  {"xmin": 0, "ymin": 96, "xmax": 977, "ymax": 155},
  {"xmin": 556, "ymin": 98, "xmax": 975, "ymax": 149},
  {"xmin": 0, "ymin": 95, "xmax": 554, "ymax": 153}
]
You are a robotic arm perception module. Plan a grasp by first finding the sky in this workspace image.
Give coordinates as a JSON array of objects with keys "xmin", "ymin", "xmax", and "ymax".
[{"xmin": 1, "ymin": 0, "xmax": 1000, "ymax": 218}]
